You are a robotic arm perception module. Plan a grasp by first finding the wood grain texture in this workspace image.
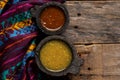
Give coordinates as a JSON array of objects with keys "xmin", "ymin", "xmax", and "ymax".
[
  {"xmin": 63, "ymin": 1, "xmax": 120, "ymax": 80},
  {"xmin": 102, "ymin": 44, "xmax": 120, "ymax": 75},
  {"xmin": 62, "ymin": 1, "xmax": 120, "ymax": 44},
  {"xmin": 74, "ymin": 44, "xmax": 103, "ymax": 78},
  {"xmin": 69, "ymin": 44, "xmax": 120, "ymax": 80},
  {"xmin": 75, "ymin": 44, "xmax": 103, "ymax": 75}
]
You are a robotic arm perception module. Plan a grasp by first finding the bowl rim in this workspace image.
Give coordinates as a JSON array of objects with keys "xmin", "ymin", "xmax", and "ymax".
[
  {"xmin": 35, "ymin": 1, "xmax": 69, "ymax": 35},
  {"xmin": 35, "ymin": 35, "xmax": 82, "ymax": 76}
]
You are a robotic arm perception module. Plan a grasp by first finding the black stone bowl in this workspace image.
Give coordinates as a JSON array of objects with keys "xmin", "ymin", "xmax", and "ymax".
[
  {"xmin": 35, "ymin": 35, "xmax": 83, "ymax": 76},
  {"xmin": 30, "ymin": 1, "xmax": 69, "ymax": 35}
]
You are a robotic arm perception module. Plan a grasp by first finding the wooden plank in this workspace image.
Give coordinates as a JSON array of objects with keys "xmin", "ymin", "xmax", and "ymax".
[
  {"xmin": 70, "ymin": 75, "xmax": 120, "ymax": 80},
  {"xmin": 103, "ymin": 76, "xmax": 120, "ymax": 80},
  {"xmin": 62, "ymin": 1, "xmax": 120, "ymax": 44},
  {"xmin": 69, "ymin": 75, "xmax": 103, "ymax": 80},
  {"xmin": 75, "ymin": 44, "xmax": 103, "ymax": 75},
  {"xmin": 63, "ymin": 1, "xmax": 120, "ymax": 80},
  {"xmin": 69, "ymin": 44, "xmax": 120, "ymax": 80},
  {"xmin": 102, "ymin": 44, "xmax": 120, "ymax": 75},
  {"xmin": 70, "ymin": 44, "xmax": 103, "ymax": 80}
]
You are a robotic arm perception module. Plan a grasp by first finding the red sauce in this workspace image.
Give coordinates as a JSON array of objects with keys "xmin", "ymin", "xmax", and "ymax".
[{"xmin": 40, "ymin": 6, "xmax": 65, "ymax": 30}]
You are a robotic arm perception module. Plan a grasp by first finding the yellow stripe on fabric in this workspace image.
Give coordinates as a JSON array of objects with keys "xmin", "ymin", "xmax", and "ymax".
[
  {"xmin": 0, "ymin": 19, "xmax": 32, "ymax": 34},
  {"xmin": 26, "ymin": 44, "xmax": 36, "ymax": 53},
  {"xmin": 0, "ymin": 0, "xmax": 8, "ymax": 9},
  {"xmin": 11, "ymin": 19, "xmax": 32, "ymax": 30}
]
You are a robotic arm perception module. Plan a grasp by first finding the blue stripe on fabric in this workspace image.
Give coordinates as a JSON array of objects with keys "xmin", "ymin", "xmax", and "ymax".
[
  {"xmin": 0, "ymin": 25, "xmax": 37, "ymax": 47},
  {"xmin": 0, "ymin": 9, "xmax": 2, "ymax": 14},
  {"xmin": 0, "ymin": 10, "xmax": 32, "ymax": 29},
  {"xmin": 1, "ymin": 70, "xmax": 9, "ymax": 80},
  {"xmin": 13, "ymin": 0, "xmax": 21, "ymax": 4},
  {"xmin": 9, "ymin": 25, "xmax": 37, "ymax": 38},
  {"xmin": 1, "ymin": 62, "xmax": 22, "ymax": 80},
  {"xmin": 22, "ymin": 51, "xmax": 35, "ymax": 66},
  {"xmin": 22, "ymin": 40, "xmax": 36, "ymax": 66},
  {"xmin": 0, "ymin": 41, "xmax": 4, "ymax": 46}
]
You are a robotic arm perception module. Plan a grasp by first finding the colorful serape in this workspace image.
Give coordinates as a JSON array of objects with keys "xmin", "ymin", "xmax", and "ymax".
[{"xmin": 0, "ymin": 0, "xmax": 65, "ymax": 80}]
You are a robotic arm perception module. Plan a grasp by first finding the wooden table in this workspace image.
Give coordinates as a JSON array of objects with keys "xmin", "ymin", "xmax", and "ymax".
[{"xmin": 63, "ymin": 1, "xmax": 120, "ymax": 80}]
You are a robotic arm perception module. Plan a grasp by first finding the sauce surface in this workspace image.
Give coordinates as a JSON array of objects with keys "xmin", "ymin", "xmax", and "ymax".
[
  {"xmin": 40, "ymin": 6, "xmax": 65, "ymax": 30},
  {"xmin": 40, "ymin": 40, "xmax": 72, "ymax": 72}
]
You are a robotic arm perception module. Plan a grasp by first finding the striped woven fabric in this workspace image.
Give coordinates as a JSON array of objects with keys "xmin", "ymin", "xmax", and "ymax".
[{"xmin": 0, "ymin": 0, "xmax": 65, "ymax": 80}]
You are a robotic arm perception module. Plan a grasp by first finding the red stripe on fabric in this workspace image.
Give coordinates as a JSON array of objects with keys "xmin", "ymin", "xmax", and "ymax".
[
  {"xmin": 0, "ymin": 33, "xmax": 37, "ymax": 55},
  {"xmin": 0, "ymin": 3, "xmax": 33, "ymax": 22},
  {"xmin": 2, "ymin": 51, "xmax": 24, "ymax": 66},
  {"xmin": 0, "ymin": 32, "xmax": 38, "ymax": 51},
  {"xmin": 5, "ymin": 34, "xmax": 37, "ymax": 49},
  {"xmin": 2, "ymin": 38, "xmax": 31, "ymax": 61},
  {"xmin": 0, "ymin": 50, "xmax": 25, "ymax": 72}
]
